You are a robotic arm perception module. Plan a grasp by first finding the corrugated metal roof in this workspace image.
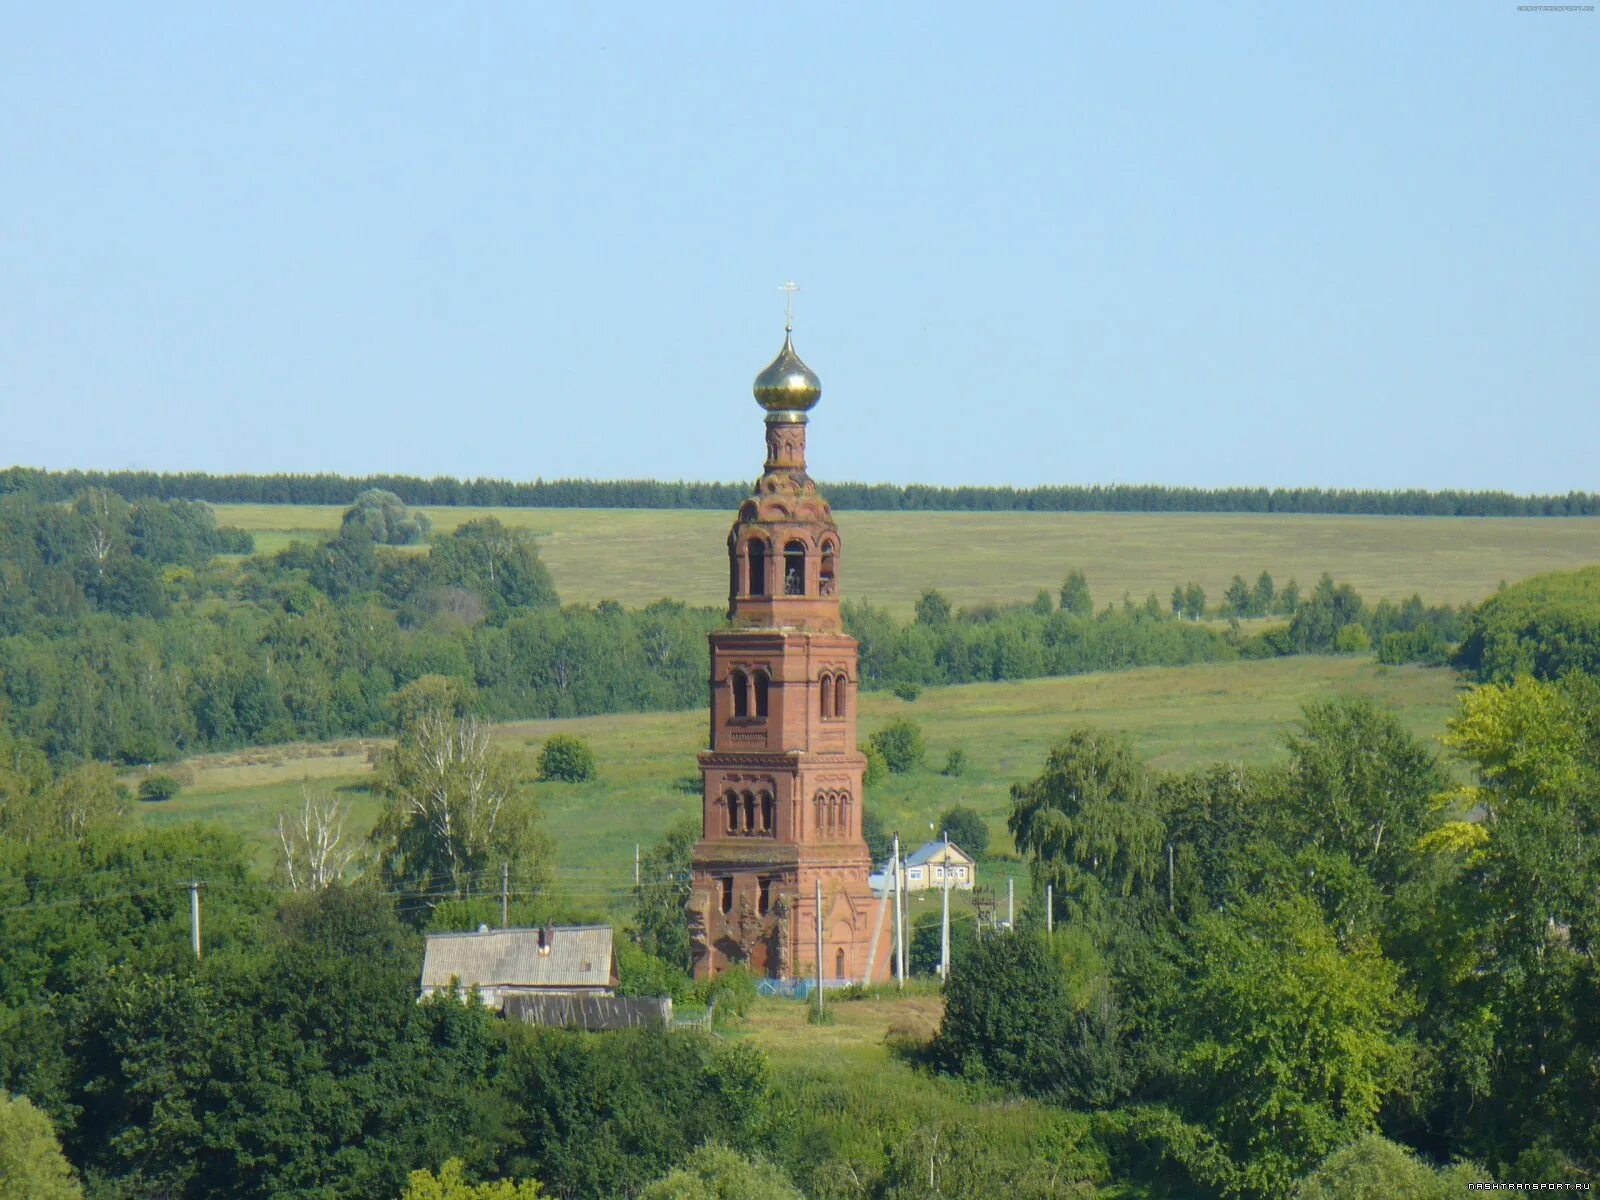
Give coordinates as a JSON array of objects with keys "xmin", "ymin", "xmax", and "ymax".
[
  {"xmin": 904, "ymin": 840, "xmax": 976, "ymax": 867},
  {"xmin": 421, "ymin": 924, "xmax": 614, "ymax": 991}
]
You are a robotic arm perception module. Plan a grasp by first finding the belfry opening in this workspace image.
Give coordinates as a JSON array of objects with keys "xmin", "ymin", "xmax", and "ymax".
[{"xmin": 685, "ymin": 321, "xmax": 891, "ymax": 985}]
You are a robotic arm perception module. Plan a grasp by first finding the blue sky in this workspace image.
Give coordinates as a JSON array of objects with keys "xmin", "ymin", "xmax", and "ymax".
[{"xmin": 1, "ymin": 4, "xmax": 1594, "ymax": 491}]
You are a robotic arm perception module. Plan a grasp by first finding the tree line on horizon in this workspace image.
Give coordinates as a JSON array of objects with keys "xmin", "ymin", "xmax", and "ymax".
[{"xmin": 4, "ymin": 465, "xmax": 1598, "ymax": 516}]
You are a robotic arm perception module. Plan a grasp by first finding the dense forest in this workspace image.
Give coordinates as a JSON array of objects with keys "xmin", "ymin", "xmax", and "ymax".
[
  {"xmin": 5, "ymin": 465, "xmax": 1599, "ymax": 516},
  {"xmin": 0, "ymin": 486, "xmax": 1463, "ymax": 767}
]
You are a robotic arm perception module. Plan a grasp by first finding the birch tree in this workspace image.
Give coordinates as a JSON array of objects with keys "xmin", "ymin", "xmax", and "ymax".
[
  {"xmin": 372, "ymin": 709, "xmax": 547, "ymax": 902},
  {"xmin": 277, "ymin": 785, "xmax": 361, "ymax": 890}
]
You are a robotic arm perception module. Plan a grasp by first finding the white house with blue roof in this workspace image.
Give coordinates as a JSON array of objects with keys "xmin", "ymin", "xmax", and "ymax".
[{"xmin": 870, "ymin": 839, "xmax": 977, "ymax": 894}]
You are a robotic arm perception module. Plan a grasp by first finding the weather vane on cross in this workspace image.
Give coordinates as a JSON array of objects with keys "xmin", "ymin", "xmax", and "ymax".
[{"xmin": 780, "ymin": 280, "xmax": 799, "ymax": 332}]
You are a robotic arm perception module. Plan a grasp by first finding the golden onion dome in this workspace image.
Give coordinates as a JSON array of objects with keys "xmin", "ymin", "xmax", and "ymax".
[{"xmin": 753, "ymin": 330, "xmax": 821, "ymax": 421}]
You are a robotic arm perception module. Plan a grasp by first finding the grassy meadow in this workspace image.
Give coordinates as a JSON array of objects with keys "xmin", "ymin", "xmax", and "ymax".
[
  {"xmin": 213, "ymin": 502, "xmax": 1600, "ymax": 614},
  {"xmin": 137, "ymin": 655, "xmax": 1466, "ymax": 914}
]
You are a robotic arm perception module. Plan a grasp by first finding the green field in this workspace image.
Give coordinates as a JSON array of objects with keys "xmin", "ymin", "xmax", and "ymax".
[
  {"xmin": 213, "ymin": 503, "xmax": 1600, "ymax": 614},
  {"xmin": 137, "ymin": 655, "xmax": 1465, "ymax": 913}
]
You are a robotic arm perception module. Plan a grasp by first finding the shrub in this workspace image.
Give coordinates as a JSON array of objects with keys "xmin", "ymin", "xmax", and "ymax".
[
  {"xmin": 941, "ymin": 747, "xmax": 968, "ymax": 777},
  {"xmin": 137, "ymin": 774, "xmax": 182, "ymax": 803},
  {"xmin": 1334, "ymin": 623, "xmax": 1372, "ymax": 653},
  {"xmin": 870, "ymin": 719, "xmax": 925, "ymax": 774},
  {"xmin": 891, "ymin": 680, "xmax": 923, "ymax": 702},
  {"xmin": 694, "ymin": 963, "xmax": 757, "ymax": 1024},
  {"xmin": 806, "ymin": 998, "xmax": 837, "ymax": 1025},
  {"xmin": 863, "ymin": 743, "xmax": 889, "ymax": 787},
  {"xmin": 536, "ymin": 734, "xmax": 596, "ymax": 783},
  {"xmin": 616, "ymin": 939, "xmax": 693, "ymax": 1003}
]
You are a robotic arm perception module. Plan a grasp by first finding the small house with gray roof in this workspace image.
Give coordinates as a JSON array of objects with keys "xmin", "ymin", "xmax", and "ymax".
[{"xmin": 420, "ymin": 924, "xmax": 618, "ymax": 1009}]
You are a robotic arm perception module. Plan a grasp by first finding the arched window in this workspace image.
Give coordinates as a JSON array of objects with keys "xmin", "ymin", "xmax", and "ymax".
[
  {"xmin": 747, "ymin": 540, "xmax": 767, "ymax": 597},
  {"xmin": 742, "ymin": 791, "xmax": 757, "ymax": 835},
  {"xmin": 724, "ymin": 790, "xmax": 739, "ymax": 834},
  {"xmin": 753, "ymin": 670, "xmax": 770, "ymax": 718},
  {"xmin": 730, "ymin": 669, "xmax": 748, "ymax": 719},
  {"xmin": 720, "ymin": 877, "xmax": 733, "ymax": 914},
  {"xmin": 839, "ymin": 793, "xmax": 852, "ymax": 836},
  {"xmin": 784, "ymin": 540, "xmax": 806, "ymax": 595},
  {"xmin": 819, "ymin": 671, "xmax": 834, "ymax": 719},
  {"xmin": 832, "ymin": 674, "xmax": 847, "ymax": 720},
  {"xmin": 828, "ymin": 792, "xmax": 839, "ymax": 834},
  {"xmin": 820, "ymin": 540, "xmax": 837, "ymax": 595},
  {"xmin": 759, "ymin": 792, "xmax": 774, "ymax": 834},
  {"xmin": 835, "ymin": 947, "xmax": 847, "ymax": 979}
]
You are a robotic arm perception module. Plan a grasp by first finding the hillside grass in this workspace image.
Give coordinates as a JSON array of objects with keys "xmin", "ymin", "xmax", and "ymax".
[
  {"xmin": 212, "ymin": 503, "xmax": 1600, "ymax": 614},
  {"xmin": 135, "ymin": 655, "xmax": 1465, "ymax": 913}
]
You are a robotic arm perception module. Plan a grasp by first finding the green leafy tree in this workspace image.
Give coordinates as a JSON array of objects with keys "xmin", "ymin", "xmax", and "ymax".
[
  {"xmin": 1277, "ymin": 577, "xmax": 1301, "ymax": 614},
  {"xmin": 401, "ymin": 1158, "xmax": 542, "ymax": 1199},
  {"xmin": 373, "ymin": 710, "xmax": 548, "ymax": 903},
  {"xmin": 1060, "ymin": 570, "xmax": 1092, "ymax": 617},
  {"xmin": 1168, "ymin": 894, "xmax": 1414, "ymax": 1199},
  {"xmin": 1008, "ymin": 728, "xmax": 1163, "ymax": 921},
  {"xmin": 1281, "ymin": 697, "xmax": 1447, "ymax": 892},
  {"xmin": 913, "ymin": 589, "xmax": 952, "ymax": 627},
  {"xmin": 869, "ymin": 719, "xmax": 925, "ymax": 774},
  {"xmin": 428, "ymin": 519, "xmax": 557, "ymax": 617},
  {"xmin": 937, "ymin": 805, "xmax": 989, "ymax": 859},
  {"xmin": 1251, "ymin": 571, "xmax": 1276, "ymax": 618},
  {"xmin": 933, "ymin": 928, "xmax": 1071, "ymax": 1094},
  {"xmin": 1183, "ymin": 582, "xmax": 1207, "ymax": 621},
  {"xmin": 1426, "ymin": 676, "xmax": 1600, "ymax": 1167},
  {"xmin": 342, "ymin": 488, "xmax": 433, "ymax": 546},
  {"xmin": 860, "ymin": 806, "xmax": 892, "ymax": 864},
  {"xmin": 909, "ymin": 909, "xmax": 976, "ymax": 978},
  {"xmin": 536, "ymin": 734, "xmax": 596, "ymax": 783},
  {"xmin": 639, "ymin": 1143, "xmax": 800, "ymax": 1200},
  {"xmin": 1223, "ymin": 575, "xmax": 1251, "ymax": 617},
  {"xmin": 630, "ymin": 817, "xmax": 697, "ymax": 970},
  {"xmin": 0, "ymin": 1093, "xmax": 83, "ymax": 1200}
]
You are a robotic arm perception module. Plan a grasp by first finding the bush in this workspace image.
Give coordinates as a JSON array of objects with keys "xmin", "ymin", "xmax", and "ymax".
[
  {"xmin": 137, "ymin": 774, "xmax": 182, "ymax": 803},
  {"xmin": 694, "ymin": 963, "xmax": 757, "ymax": 1024},
  {"xmin": 617, "ymin": 939, "xmax": 693, "ymax": 1003},
  {"xmin": 863, "ymin": 743, "xmax": 889, "ymax": 787},
  {"xmin": 806, "ymin": 998, "xmax": 837, "ymax": 1025},
  {"xmin": 536, "ymin": 734, "xmax": 596, "ymax": 782},
  {"xmin": 1296, "ymin": 1134, "xmax": 1479, "ymax": 1199},
  {"xmin": 870, "ymin": 719, "xmax": 925, "ymax": 774},
  {"xmin": 891, "ymin": 680, "xmax": 923, "ymax": 702},
  {"xmin": 1334, "ymin": 623, "xmax": 1372, "ymax": 653},
  {"xmin": 941, "ymin": 747, "xmax": 968, "ymax": 777}
]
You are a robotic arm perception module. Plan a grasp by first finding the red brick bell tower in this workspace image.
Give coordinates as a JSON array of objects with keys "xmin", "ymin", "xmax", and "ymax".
[{"xmin": 687, "ymin": 320, "xmax": 891, "ymax": 985}]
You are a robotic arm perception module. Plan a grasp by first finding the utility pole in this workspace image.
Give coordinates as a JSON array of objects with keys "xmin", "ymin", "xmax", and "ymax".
[
  {"xmin": 815, "ymin": 877, "xmax": 824, "ymax": 1009},
  {"xmin": 939, "ymin": 830, "xmax": 951, "ymax": 981},
  {"xmin": 1046, "ymin": 883, "xmax": 1053, "ymax": 934},
  {"xmin": 1007, "ymin": 876, "xmax": 1014, "ymax": 929},
  {"xmin": 501, "ymin": 861, "xmax": 510, "ymax": 928},
  {"xmin": 892, "ymin": 834, "xmax": 904, "ymax": 988},
  {"xmin": 185, "ymin": 881, "xmax": 204, "ymax": 960}
]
